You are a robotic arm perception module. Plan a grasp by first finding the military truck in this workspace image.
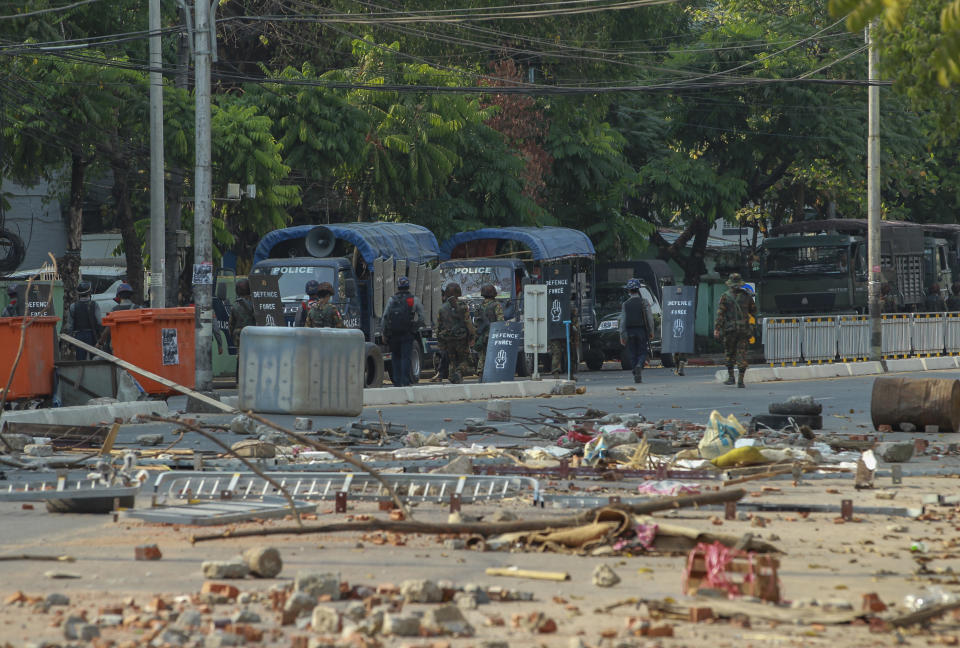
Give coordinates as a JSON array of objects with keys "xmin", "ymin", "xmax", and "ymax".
[
  {"xmin": 437, "ymin": 226, "xmax": 597, "ymax": 374},
  {"xmin": 758, "ymin": 219, "xmax": 933, "ymax": 315},
  {"xmin": 251, "ymin": 222, "xmax": 442, "ymax": 387}
]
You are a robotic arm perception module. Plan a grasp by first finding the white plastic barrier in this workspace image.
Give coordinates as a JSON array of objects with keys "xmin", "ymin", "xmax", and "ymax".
[
  {"xmin": 837, "ymin": 315, "xmax": 870, "ymax": 360},
  {"xmin": 881, "ymin": 314, "xmax": 912, "ymax": 357},
  {"xmin": 945, "ymin": 313, "xmax": 960, "ymax": 354},
  {"xmin": 802, "ymin": 316, "xmax": 838, "ymax": 362},
  {"xmin": 762, "ymin": 317, "xmax": 803, "ymax": 364},
  {"xmin": 913, "ymin": 313, "xmax": 945, "ymax": 355},
  {"xmin": 238, "ymin": 327, "xmax": 365, "ymax": 415}
]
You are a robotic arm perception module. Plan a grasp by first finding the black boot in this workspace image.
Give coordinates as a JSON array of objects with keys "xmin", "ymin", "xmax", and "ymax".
[
  {"xmin": 724, "ymin": 366, "xmax": 735, "ymax": 385},
  {"xmin": 633, "ymin": 366, "xmax": 642, "ymax": 383},
  {"xmin": 677, "ymin": 360, "xmax": 686, "ymax": 376},
  {"xmin": 737, "ymin": 367, "xmax": 746, "ymax": 388}
]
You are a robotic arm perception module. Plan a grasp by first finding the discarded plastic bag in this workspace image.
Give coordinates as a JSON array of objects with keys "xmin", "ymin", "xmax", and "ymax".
[
  {"xmin": 711, "ymin": 446, "xmax": 767, "ymax": 468},
  {"xmin": 698, "ymin": 411, "xmax": 745, "ymax": 459}
]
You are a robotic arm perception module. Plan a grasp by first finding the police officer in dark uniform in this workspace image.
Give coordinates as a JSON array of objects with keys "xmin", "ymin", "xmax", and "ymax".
[
  {"xmin": 63, "ymin": 281, "xmax": 103, "ymax": 360},
  {"xmin": 229, "ymin": 278, "xmax": 256, "ymax": 348},
  {"xmin": 619, "ymin": 279, "xmax": 655, "ymax": 383}
]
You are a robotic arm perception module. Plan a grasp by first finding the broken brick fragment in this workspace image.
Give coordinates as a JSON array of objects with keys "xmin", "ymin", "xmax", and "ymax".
[
  {"xmin": 134, "ymin": 545, "xmax": 162, "ymax": 561},
  {"xmin": 690, "ymin": 607, "xmax": 714, "ymax": 622},
  {"xmin": 201, "ymin": 582, "xmax": 239, "ymax": 601}
]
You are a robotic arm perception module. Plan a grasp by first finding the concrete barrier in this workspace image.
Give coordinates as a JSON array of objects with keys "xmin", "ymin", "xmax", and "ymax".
[
  {"xmin": 0, "ymin": 400, "xmax": 170, "ymax": 426},
  {"xmin": 714, "ymin": 357, "xmax": 960, "ymax": 384},
  {"xmin": 363, "ymin": 379, "xmax": 569, "ymax": 406}
]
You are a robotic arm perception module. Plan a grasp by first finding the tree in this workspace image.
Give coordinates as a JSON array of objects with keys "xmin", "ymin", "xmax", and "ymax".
[{"xmin": 829, "ymin": 0, "xmax": 960, "ymax": 87}]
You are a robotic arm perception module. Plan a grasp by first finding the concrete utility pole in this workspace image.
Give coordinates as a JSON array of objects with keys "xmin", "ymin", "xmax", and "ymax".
[
  {"xmin": 149, "ymin": 0, "xmax": 166, "ymax": 308},
  {"xmin": 867, "ymin": 23, "xmax": 882, "ymax": 362},
  {"xmin": 193, "ymin": 0, "xmax": 213, "ymax": 391}
]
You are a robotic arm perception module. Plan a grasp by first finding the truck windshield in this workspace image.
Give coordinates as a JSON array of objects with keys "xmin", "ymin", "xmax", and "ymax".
[
  {"xmin": 262, "ymin": 266, "xmax": 337, "ymax": 300},
  {"xmin": 764, "ymin": 245, "xmax": 850, "ymax": 276},
  {"xmin": 438, "ymin": 265, "xmax": 514, "ymax": 299}
]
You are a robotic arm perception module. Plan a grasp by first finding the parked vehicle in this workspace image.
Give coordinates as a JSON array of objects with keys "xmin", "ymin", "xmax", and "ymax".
[
  {"xmin": 251, "ymin": 222, "xmax": 441, "ymax": 387},
  {"xmin": 437, "ymin": 226, "xmax": 596, "ymax": 373},
  {"xmin": 757, "ymin": 219, "xmax": 939, "ymax": 315}
]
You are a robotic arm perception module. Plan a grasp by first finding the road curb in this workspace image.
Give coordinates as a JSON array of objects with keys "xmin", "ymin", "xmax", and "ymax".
[
  {"xmin": 0, "ymin": 400, "xmax": 170, "ymax": 426},
  {"xmin": 714, "ymin": 357, "xmax": 958, "ymax": 384},
  {"xmin": 363, "ymin": 379, "xmax": 573, "ymax": 405}
]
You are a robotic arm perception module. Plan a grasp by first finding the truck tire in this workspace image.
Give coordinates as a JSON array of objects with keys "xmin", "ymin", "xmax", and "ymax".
[
  {"xmin": 751, "ymin": 413, "xmax": 823, "ymax": 431},
  {"xmin": 584, "ymin": 347, "xmax": 605, "ymax": 371},
  {"xmin": 364, "ymin": 343, "xmax": 384, "ymax": 389},
  {"xmin": 769, "ymin": 400, "xmax": 823, "ymax": 416},
  {"xmin": 409, "ymin": 344, "xmax": 422, "ymax": 384}
]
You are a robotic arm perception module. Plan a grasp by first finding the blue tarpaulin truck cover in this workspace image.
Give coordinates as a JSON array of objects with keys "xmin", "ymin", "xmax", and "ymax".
[
  {"xmin": 439, "ymin": 226, "xmax": 595, "ymax": 261},
  {"xmin": 253, "ymin": 222, "xmax": 441, "ymax": 266}
]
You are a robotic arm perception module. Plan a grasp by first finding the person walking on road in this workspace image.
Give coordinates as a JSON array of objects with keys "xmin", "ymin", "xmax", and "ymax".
[
  {"xmin": 436, "ymin": 283, "xmax": 475, "ymax": 384},
  {"xmin": 1, "ymin": 286, "xmax": 20, "ymax": 317},
  {"xmin": 619, "ymin": 279, "xmax": 654, "ymax": 383},
  {"xmin": 295, "ymin": 280, "xmax": 321, "ymax": 327},
  {"xmin": 475, "ymin": 283, "xmax": 503, "ymax": 376},
  {"xmin": 548, "ymin": 301, "xmax": 581, "ymax": 380},
  {"xmin": 714, "ymin": 273, "xmax": 757, "ymax": 388},
  {"xmin": 382, "ymin": 276, "xmax": 425, "ymax": 387},
  {"xmin": 947, "ymin": 283, "xmax": 960, "ymax": 311},
  {"xmin": 228, "ymin": 278, "xmax": 256, "ymax": 349},
  {"xmin": 305, "ymin": 281, "xmax": 343, "ymax": 328},
  {"xmin": 924, "ymin": 284, "xmax": 947, "ymax": 312},
  {"xmin": 63, "ymin": 281, "xmax": 103, "ymax": 360}
]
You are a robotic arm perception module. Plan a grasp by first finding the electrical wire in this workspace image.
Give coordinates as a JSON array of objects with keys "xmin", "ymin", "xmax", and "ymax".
[{"xmin": 0, "ymin": 0, "xmax": 102, "ymax": 21}]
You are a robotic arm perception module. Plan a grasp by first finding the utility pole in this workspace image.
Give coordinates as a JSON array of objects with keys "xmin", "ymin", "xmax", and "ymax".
[
  {"xmin": 867, "ymin": 23, "xmax": 882, "ymax": 362},
  {"xmin": 149, "ymin": 0, "xmax": 165, "ymax": 308},
  {"xmin": 194, "ymin": 0, "xmax": 213, "ymax": 392}
]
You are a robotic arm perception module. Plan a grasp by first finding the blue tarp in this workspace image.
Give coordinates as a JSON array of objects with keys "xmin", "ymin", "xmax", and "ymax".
[
  {"xmin": 253, "ymin": 222, "xmax": 441, "ymax": 266},
  {"xmin": 439, "ymin": 227, "xmax": 595, "ymax": 261}
]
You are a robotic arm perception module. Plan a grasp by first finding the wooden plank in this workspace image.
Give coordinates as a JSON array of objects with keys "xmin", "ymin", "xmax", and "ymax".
[
  {"xmin": 99, "ymin": 423, "xmax": 121, "ymax": 456},
  {"xmin": 59, "ymin": 334, "xmax": 236, "ymax": 413},
  {"xmin": 485, "ymin": 567, "xmax": 570, "ymax": 581}
]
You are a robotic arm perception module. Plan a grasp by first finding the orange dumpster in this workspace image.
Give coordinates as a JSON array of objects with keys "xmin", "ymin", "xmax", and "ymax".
[
  {"xmin": 0, "ymin": 316, "xmax": 59, "ymax": 400},
  {"xmin": 102, "ymin": 307, "xmax": 195, "ymax": 395}
]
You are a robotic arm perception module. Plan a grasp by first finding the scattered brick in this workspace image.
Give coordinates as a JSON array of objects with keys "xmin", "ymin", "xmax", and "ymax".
[{"xmin": 134, "ymin": 545, "xmax": 162, "ymax": 561}]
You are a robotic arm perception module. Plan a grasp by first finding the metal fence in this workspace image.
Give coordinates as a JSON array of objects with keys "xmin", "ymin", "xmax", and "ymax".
[
  {"xmin": 762, "ymin": 312, "xmax": 960, "ymax": 363},
  {"xmin": 762, "ymin": 318, "xmax": 803, "ymax": 364}
]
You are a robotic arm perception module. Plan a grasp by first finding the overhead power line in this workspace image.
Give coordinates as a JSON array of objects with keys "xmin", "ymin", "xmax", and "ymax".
[{"xmin": 0, "ymin": 0, "xmax": 102, "ymax": 21}]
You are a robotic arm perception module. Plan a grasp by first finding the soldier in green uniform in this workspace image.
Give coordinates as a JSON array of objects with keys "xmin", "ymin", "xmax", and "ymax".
[
  {"xmin": 475, "ymin": 283, "xmax": 504, "ymax": 376},
  {"xmin": 306, "ymin": 282, "xmax": 344, "ymax": 328},
  {"xmin": 228, "ymin": 278, "xmax": 256, "ymax": 348},
  {"xmin": 549, "ymin": 300, "xmax": 580, "ymax": 379},
  {"xmin": 437, "ymin": 283, "xmax": 476, "ymax": 384},
  {"xmin": 714, "ymin": 273, "xmax": 757, "ymax": 388},
  {"xmin": 880, "ymin": 283, "xmax": 898, "ymax": 313}
]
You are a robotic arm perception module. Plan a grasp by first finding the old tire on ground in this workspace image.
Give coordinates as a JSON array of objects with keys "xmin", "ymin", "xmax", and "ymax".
[
  {"xmin": 584, "ymin": 347, "xmax": 605, "ymax": 371},
  {"xmin": 364, "ymin": 343, "xmax": 384, "ymax": 388},
  {"xmin": 769, "ymin": 400, "xmax": 823, "ymax": 415}
]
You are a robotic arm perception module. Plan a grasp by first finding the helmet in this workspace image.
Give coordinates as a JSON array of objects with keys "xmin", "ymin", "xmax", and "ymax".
[
  {"xmin": 77, "ymin": 281, "xmax": 92, "ymax": 296},
  {"xmin": 236, "ymin": 278, "xmax": 251, "ymax": 296},
  {"xmin": 304, "ymin": 280, "xmax": 321, "ymax": 296},
  {"xmin": 742, "ymin": 283, "xmax": 755, "ymax": 294},
  {"xmin": 444, "ymin": 282, "xmax": 461, "ymax": 298},
  {"xmin": 317, "ymin": 281, "xmax": 334, "ymax": 296},
  {"xmin": 397, "ymin": 276, "xmax": 410, "ymax": 290},
  {"xmin": 626, "ymin": 278, "xmax": 641, "ymax": 292},
  {"xmin": 116, "ymin": 282, "xmax": 134, "ymax": 298},
  {"xmin": 6, "ymin": 286, "xmax": 17, "ymax": 296},
  {"xmin": 480, "ymin": 284, "xmax": 497, "ymax": 299}
]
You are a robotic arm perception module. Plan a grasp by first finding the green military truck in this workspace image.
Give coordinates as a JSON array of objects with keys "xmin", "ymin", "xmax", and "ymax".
[{"xmin": 756, "ymin": 219, "xmax": 957, "ymax": 316}]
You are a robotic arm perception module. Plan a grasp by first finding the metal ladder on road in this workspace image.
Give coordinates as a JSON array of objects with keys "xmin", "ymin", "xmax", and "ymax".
[
  {"xmin": 149, "ymin": 471, "xmax": 542, "ymax": 511},
  {"xmin": 0, "ymin": 475, "xmax": 140, "ymax": 501}
]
